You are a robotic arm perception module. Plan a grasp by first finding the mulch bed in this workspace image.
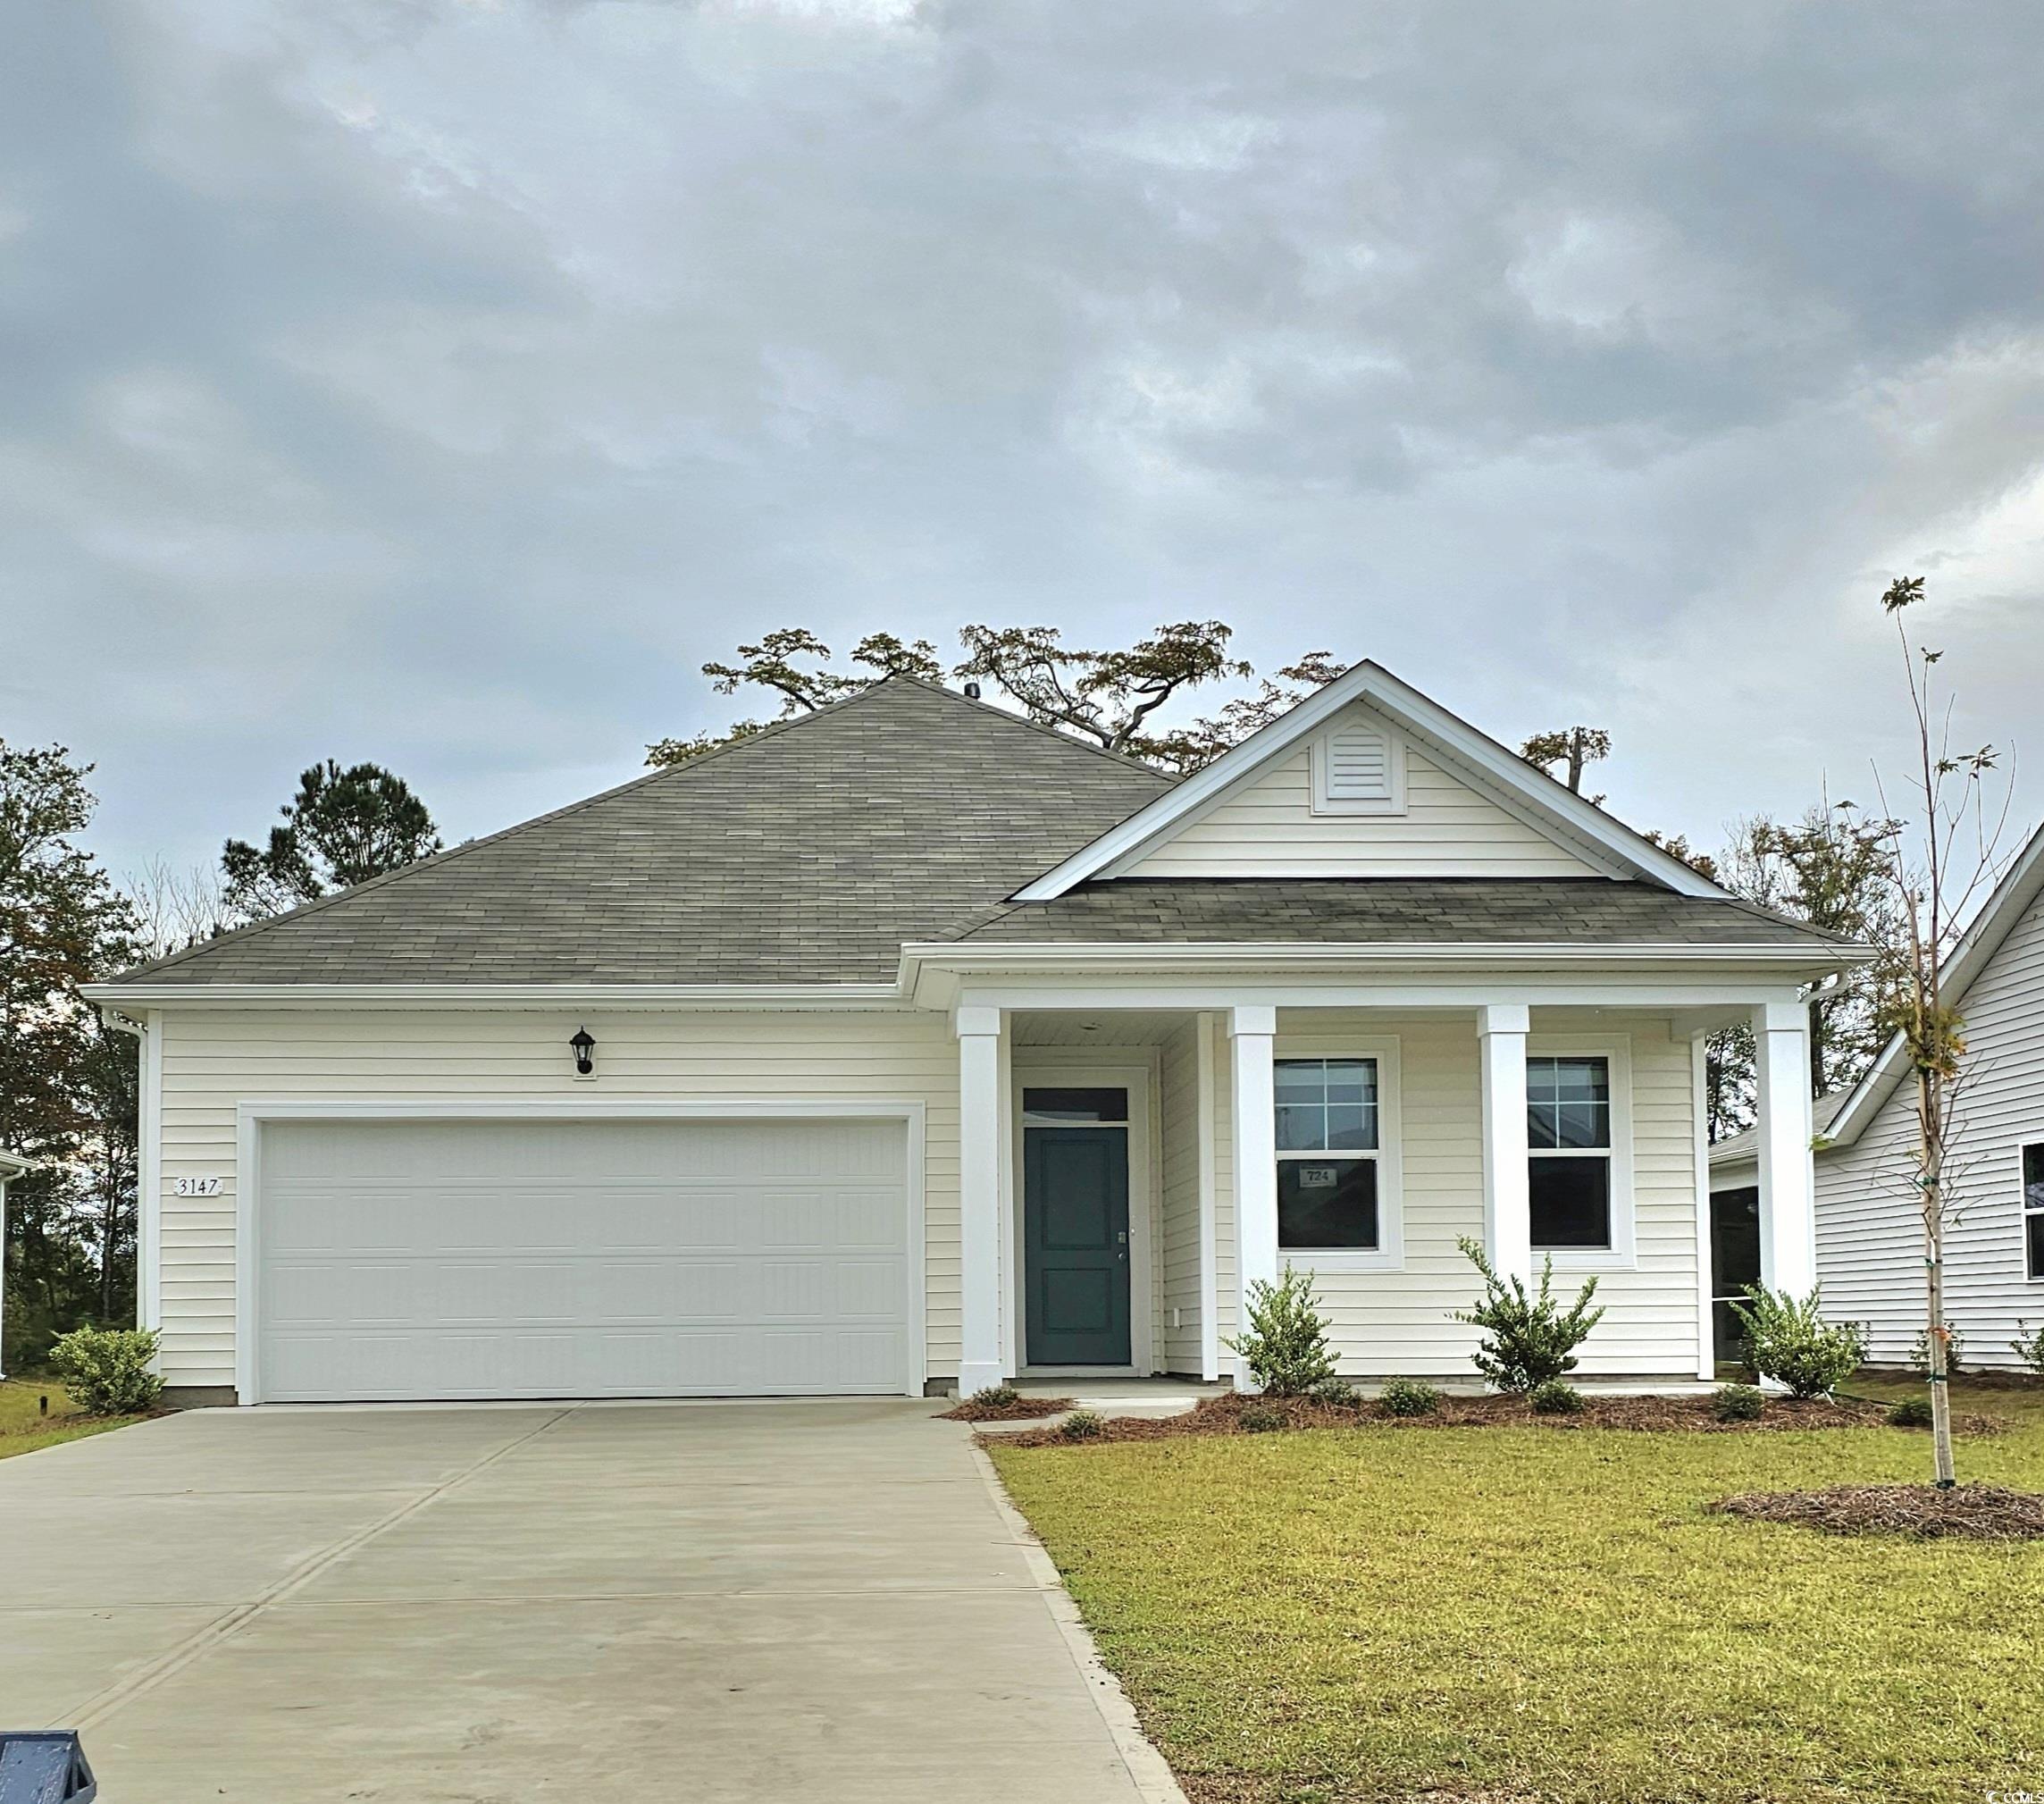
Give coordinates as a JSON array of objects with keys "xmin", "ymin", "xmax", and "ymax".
[
  {"xmin": 939, "ymin": 1393, "xmax": 1075, "ymax": 1422},
  {"xmin": 982, "ymin": 1389, "xmax": 2005, "ymax": 1447},
  {"xmin": 1708, "ymin": 1482, "xmax": 2044, "ymax": 1540}
]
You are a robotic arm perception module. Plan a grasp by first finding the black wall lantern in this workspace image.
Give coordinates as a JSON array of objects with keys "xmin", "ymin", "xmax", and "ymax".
[{"xmin": 569, "ymin": 1026, "xmax": 596, "ymax": 1076}]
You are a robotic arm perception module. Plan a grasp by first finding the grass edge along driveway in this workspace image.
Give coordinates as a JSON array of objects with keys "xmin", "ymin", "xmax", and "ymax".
[
  {"xmin": 0, "ymin": 1378, "xmax": 141, "ymax": 1460},
  {"xmin": 989, "ymin": 1380, "xmax": 2044, "ymax": 1804}
]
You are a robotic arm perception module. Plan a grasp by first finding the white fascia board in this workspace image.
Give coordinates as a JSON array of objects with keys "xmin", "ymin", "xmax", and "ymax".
[
  {"xmin": 1822, "ymin": 815, "xmax": 2044, "ymax": 1150},
  {"xmin": 0, "ymin": 1151, "xmax": 33, "ymax": 1179},
  {"xmin": 78, "ymin": 982, "xmax": 909, "ymax": 1011},
  {"xmin": 1012, "ymin": 660, "xmax": 1730, "ymax": 901},
  {"xmin": 899, "ymin": 938, "xmax": 1864, "ymax": 1008},
  {"xmin": 904, "ymin": 939, "xmax": 1867, "ymax": 972}
]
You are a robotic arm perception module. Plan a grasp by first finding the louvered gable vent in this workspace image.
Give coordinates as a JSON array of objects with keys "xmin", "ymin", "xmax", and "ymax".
[
  {"xmin": 1311, "ymin": 718, "xmax": 1405, "ymax": 815},
  {"xmin": 1326, "ymin": 727, "xmax": 1390, "ymax": 799}
]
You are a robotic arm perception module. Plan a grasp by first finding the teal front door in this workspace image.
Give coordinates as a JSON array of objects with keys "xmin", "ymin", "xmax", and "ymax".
[{"xmin": 1024, "ymin": 1123, "xmax": 1131, "ymax": 1366}]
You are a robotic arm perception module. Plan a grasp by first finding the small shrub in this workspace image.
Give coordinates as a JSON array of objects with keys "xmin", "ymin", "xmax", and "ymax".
[
  {"xmin": 1529, "ymin": 1379, "xmax": 1585, "ymax": 1415},
  {"xmin": 1451, "ymin": 1238, "xmax": 1604, "ymax": 1393},
  {"xmin": 47, "ymin": 1326, "xmax": 163, "ymax": 1416},
  {"xmin": 968, "ymin": 1383, "xmax": 1020, "ymax": 1409},
  {"xmin": 1225, "ymin": 1266, "xmax": 1338, "ymax": 1397},
  {"xmin": 1713, "ymin": 1383, "xmax": 1765, "ymax": 1422},
  {"xmin": 1059, "ymin": 1409, "xmax": 1104, "ymax": 1441},
  {"xmin": 1909, "ymin": 1324, "xmax": 1964, "ymax": 1374},
  {"xmin": 1888, "ymin": 1395, "xmax": 1935, "ymax": 1429},
  {"xmin": 1730, "ymin": 1286, "xmax": 1863, "ymax": 1399},
  {"xmin": 1311, "ymin": 1378, "xmax": 1363, "ymax": 1408},
  {"xmin": 1378, "ymin": 1378, "xmax": 1443, "ymax": 1418},
  {"xmin": 2010, "ymin": 1322, "xmax": 2044, "ymax": 1378},
  {"xmin": 1238, "ymin": 1403, "xmax": 1288, "ymax": 1433}
]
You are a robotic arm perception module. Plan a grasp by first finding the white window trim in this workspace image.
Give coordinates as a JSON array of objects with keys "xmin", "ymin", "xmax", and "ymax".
[
  {"xmin": 2022, "ymin": 1141, "xmax": 2044, "ymax": 1283},
  {"xmin": 1527, "ymin": 1036, "xmax": 1635, "ymax": 1271},
  {"xmin": 1309, "ymin": 721, "xmax": 1407, "ymax": 817},
  {"xmin": 1271, "ymin": 1034, "xmax": 1403, "ymax": 1271}
]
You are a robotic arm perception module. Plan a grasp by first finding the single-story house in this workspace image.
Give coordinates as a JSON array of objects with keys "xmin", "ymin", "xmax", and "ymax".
[
  {"xmin": 1713, "ymin": 820, "xmax": 2044, "ymax": 1371},
  {"xmin": 87, "ymin": 662, "xmax": 1862, "ymax": 1406}
]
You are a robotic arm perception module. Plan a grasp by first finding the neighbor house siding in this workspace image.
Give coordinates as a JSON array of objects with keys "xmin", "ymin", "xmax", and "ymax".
[
  {"xmin": 154, "ymin": 1007, "xmax": 960, "ymax": 1393},
  {"xmin": 1269, "ymin": 1010, "xmax": 1702, "ymax": 1378},
  {"xmin": 1124, "ymin": 706, "xmax": 1602, "ymax": 880},
  {"xmin": 1816, "ymin": 885, "xmax": 2044, "ymax": 1368}
]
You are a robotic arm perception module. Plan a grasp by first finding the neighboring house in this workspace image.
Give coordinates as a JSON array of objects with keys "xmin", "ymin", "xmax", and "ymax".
[
  {"xmin": 0, "ymin": 1151, "xmax": 34, "ymax": 1380},
  {"xmin": 84, "ymin": 664, "xmax": 1860, "ymax": 1406},
  {"xmin": 1717, "ymin": 823, "xmax": 2044, "ymax": 1372}
]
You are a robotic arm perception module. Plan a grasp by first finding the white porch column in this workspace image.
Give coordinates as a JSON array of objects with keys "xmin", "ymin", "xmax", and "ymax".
[
  {"xmin": 1195, "ymin": 1012, "xmax": 1222, "ymax": 1383},
  {"xmin": 1229, "ymin": 1005, "xmax": 1278, "ymax": 1391},
  {"xmin": 1478, "ymin": 1003, "xmax": 1533, "ymax": 1288},
  {"xmin": 954, "ymin": 1003, "xmax": 1007, "ymax": 1396},
  {"xmin": 1754, "ymin": 1001, "xmax": 1818, "ymax": 1296}
]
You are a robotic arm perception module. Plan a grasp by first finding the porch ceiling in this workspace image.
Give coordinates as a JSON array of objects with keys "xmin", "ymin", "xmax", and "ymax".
[{"xmin": 1010, "ymin": 1010, "xmax": 1190, "ymax": 1046}]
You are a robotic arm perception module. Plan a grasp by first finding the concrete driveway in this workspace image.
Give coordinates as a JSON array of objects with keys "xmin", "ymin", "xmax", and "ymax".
[{"xmin": 0, "ymin": 1400, "xmax": 1175, "ymax": 1802}]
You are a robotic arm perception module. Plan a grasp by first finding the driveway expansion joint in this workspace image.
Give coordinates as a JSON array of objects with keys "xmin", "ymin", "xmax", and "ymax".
[{"xmin": 64, "ymin": 1405, "xmax": 581, "ymax": 1731}]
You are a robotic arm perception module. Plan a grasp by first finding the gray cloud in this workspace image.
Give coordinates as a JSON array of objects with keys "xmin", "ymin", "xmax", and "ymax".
[{"xmin": 4, "ymin": 0, "xmax": 2041, "ymax": 880}]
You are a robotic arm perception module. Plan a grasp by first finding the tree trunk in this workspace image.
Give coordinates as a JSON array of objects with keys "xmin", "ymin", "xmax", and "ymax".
[
  {"xmin": 100, "ymin": 1175, "xmax": 117, "ymax": 1321},
  {"xmin": 1919, "ymin": 1070, "xmax": 1956, "ymax": 1486}
]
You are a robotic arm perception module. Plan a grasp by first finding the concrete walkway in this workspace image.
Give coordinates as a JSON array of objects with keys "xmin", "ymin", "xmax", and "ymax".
[{"xmin": 0, "ymin": 1400, "xmax": 1177, "ymax": 1802}]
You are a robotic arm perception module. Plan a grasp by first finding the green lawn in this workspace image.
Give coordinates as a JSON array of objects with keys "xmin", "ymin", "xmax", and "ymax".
[
  {"xmin": 0, "ymin": 1377, "xmax": 139, "ymax": 1459},
  {"xmin": 990, "ymin": 1379, "xmax": 2044, "ymax": 1804}
]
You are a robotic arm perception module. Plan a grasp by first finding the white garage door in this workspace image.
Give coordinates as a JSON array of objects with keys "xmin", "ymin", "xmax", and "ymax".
[{"xmin": 255, "ymin": 1116, "xmax": 912, "ymax": 1402}]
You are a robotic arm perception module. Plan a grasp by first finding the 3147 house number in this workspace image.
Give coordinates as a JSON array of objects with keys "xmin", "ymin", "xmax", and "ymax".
[{"xmin": 172, "ymin": 1176, "xmax": 224, "ymax": 1196}]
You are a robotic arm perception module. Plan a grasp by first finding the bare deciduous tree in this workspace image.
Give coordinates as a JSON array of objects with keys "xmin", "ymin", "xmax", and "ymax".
[
  {"xmin": 1869, "ymin": 574, "xmax": 2015, "ymax": 1487},
  {"xmin": 125, "ymin": 857, "xmax": 231, "ymax": 961}
]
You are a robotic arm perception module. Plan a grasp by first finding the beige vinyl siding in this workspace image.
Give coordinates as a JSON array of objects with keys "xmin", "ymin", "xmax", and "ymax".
[
  {"xmin": 1124, "ymin": 707, "xmax": 1601, "ymax": 880},
  {"xmin": 155, "ymin": 1007, "xmax": 959, "ymax": 1392},
  {"xmin": 1271, "ymin": 1011, "xmax": 1702, "ymax": 1378},
  {"xmin": 1817, "ymin": 885, "xmax": 2044, "ymax": 1368},
  {"xmin": 155, "ymin": 1001, "xmax": 1707, "ymax": 1392}
]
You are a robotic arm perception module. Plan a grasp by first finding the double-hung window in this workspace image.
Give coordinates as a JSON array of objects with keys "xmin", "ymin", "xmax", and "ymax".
[
  {"xmin": 1528, "ymin": 1055, "xmax": 1614, "ymax": 1251},
  {"xmin": 1275, "ymin": 1057, "xmax": 1382, "ymax": 1252},
  {"xmin": 2023, "ymin": 1145, "xmax": 2044, "ymax": 1280}
]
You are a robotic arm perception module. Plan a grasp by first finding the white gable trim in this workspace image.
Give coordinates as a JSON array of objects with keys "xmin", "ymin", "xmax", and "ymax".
[
  {"xmin": 1014, "ymin": 662, "xmax": 1728, "ymax": 901},
  {"xmin": 1822, "ymin": 817, "xmax": 2044, "ymax": 1150}
]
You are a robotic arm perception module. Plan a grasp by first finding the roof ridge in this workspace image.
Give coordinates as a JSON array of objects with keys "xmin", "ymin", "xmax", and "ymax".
[{"xmin": 873, "ymin": 671, "xmax": 1183, "ymax": 782}]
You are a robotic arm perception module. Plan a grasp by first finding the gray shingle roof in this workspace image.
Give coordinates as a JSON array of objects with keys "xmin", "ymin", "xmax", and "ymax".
[
  {"xmin": 111, "ymin": 679, "xmax": 1172, "ymax": 986},
  {"xmin": 946, "ymin": 878, "xmax": 1853, "ymax": 950},
  {"xmin": 110, "ymin": 680, "xmax": 1851, "ymax": 987}
]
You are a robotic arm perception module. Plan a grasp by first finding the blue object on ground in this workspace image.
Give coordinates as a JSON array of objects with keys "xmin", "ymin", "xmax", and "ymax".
[{"xmin": 0, "ymin": 1733, "xmax": 96, "ymax": 1803}]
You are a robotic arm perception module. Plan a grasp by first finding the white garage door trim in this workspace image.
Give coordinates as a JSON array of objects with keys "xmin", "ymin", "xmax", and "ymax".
[{"xmin": 234, "ymin": 1098, "xmax": 927, "ymax": 1405}]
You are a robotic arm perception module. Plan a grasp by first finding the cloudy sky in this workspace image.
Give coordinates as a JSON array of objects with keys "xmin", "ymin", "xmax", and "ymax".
[{"xmin": 5, "ymin": 0, "xmax": 2041, "ymax": 886}]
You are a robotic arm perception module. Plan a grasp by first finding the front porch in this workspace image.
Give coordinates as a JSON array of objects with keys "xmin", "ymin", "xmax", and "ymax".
[{"xmin": 947, "ymin": 994, "xmax": 1821, "ymax": 1395}]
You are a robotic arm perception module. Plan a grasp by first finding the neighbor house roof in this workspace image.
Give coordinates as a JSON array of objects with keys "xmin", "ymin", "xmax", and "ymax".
[
  {"xmin": 100, "ymin": 679, "xmax": 1171, "ymax": 987},
  {"xmin": 947, "ymin": 878, "xmax": 1856, "ymax": 952},
  {"xmin": 1707, "ymin": 1090, "xmax": 1852, "ymax": 1177},
  {"xmin": 1818, "ymin": 815, "xmax": 2044, "ymax": 1151}
]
